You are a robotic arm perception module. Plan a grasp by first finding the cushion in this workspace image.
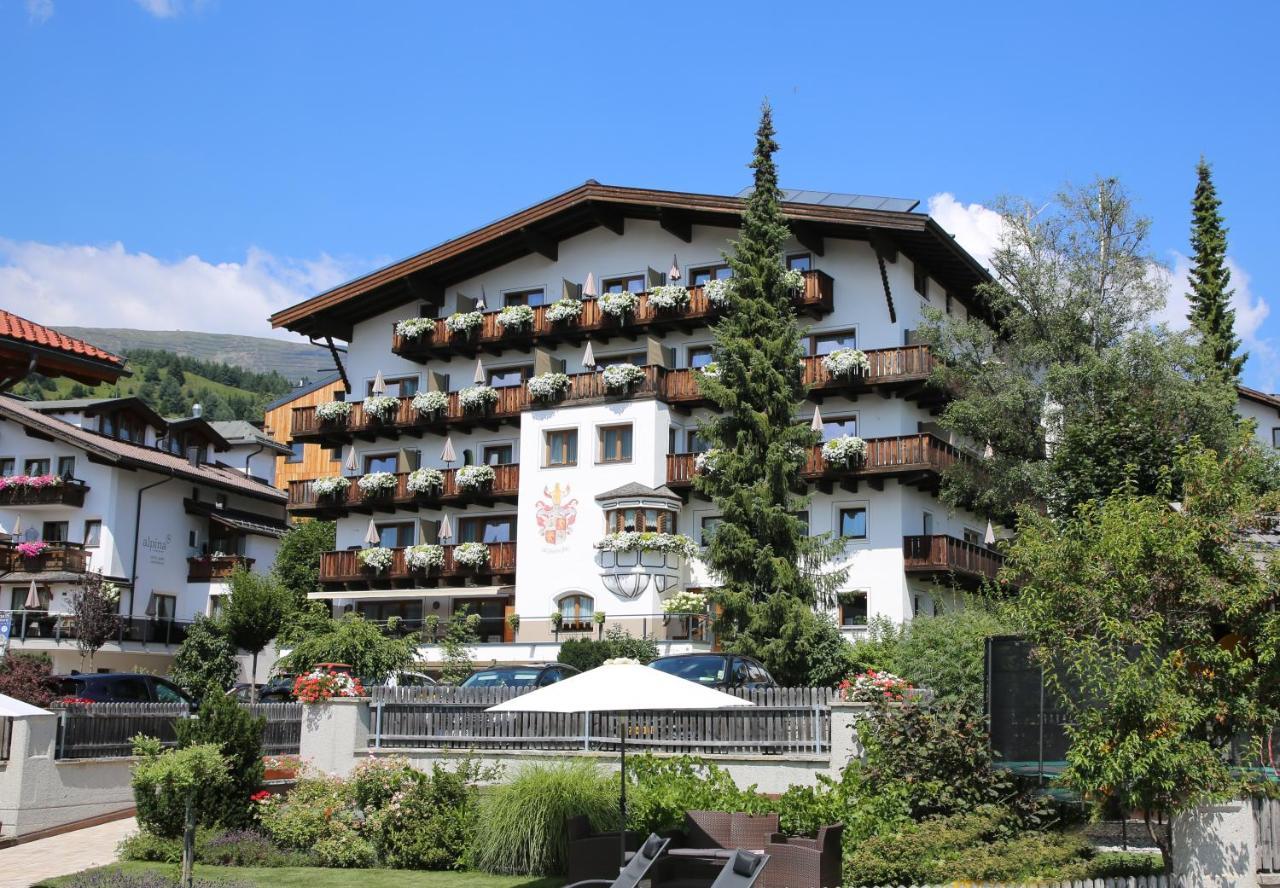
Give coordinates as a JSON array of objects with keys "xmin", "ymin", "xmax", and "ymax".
[
  {"xmin": 641, "ymin": 834, "xmax": 665, "ymax": 860},
  {"xmin": 732, "ymin": 849, "xmax": 761, "ymax": 877}
]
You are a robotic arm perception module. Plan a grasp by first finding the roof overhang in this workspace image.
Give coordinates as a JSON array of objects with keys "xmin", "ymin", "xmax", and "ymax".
[
  {"xmin": 1238, "ymin": 385, "xmax": 1280, "ymax": 414},
  {"xmin": 0, "ymin": 338, "xmax": 128, "ymax": 388}
]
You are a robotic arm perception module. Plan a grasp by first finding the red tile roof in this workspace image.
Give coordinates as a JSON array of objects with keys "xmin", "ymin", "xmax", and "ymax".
[{"xmin": 0, "ymin": 310, "xmax": 124, "ymax": 367}]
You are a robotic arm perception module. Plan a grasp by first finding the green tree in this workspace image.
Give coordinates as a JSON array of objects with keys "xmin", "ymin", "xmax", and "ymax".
[
  {"xmin": 1007, "ymin": 437, "xmax": 1280, "ymax": 871},
  {"xmin": 71, "ymin": 572, "xmax": 121, "ymax": 669},
  {"xmin": 67, "ymin": 383, "xmax": 89, "ymax": 399},
  {"xmin": 222, "ymin": 568, "xmax": 291, "ymax": 701},
  {"xmin": 142, "ymin": 364, "xmax": 162, "ymax": 385},
  {"xmin": 694, "ymin": 102, "xmax": 845, "ymax": 677},
  {"xmin": 175, "ymin": 690, "xmax": 264, "ymax": 830},
  {"xmin": 170, "ymin": 616, "xmax": 238, "ymax": 701},
  {"xmin": 157, "ymin": 374, "xmax": 186, "ymax": 416},
  {"xmin": 279, "ymin": 612, "xmax": 414, "ymax": 680},
  {"xmin": 1186, "ymin": 157, "xmax": 1245, "ymax": 382},
  {"xmin": 272, "ymin": 520, "xmax": 336, "ymax": 605},
  {"xmin": 130, "ymin": 740, "xmax": 228, "ymax": 887},
  {"xmin": 440, "ymin": 607, "xmax": 480, "ymax": 685}
]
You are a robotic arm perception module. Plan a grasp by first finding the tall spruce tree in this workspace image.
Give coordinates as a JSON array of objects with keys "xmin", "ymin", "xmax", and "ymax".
[
  {"xmin": 1187, "ymin": 157, "xmax": 1245, "ymax": 382},
  {"xmin": 695, "ymin": 103, "xmax": 846, "ymax": 682}
]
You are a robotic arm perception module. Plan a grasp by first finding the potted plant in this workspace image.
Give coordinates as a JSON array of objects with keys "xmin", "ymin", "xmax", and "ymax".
[
  {"xmin": 406, "ymin": 467, "xmax": 445, "ymax": 496},
  {"xmin": 357, "ymin": 471, "xmax": 398, "ymax": 499},
  {"xmin": 593, "ymin": 610, "xmax": 606, "ymax": 637},
  {"xmin": 545, "ymin": 298, "xmax": 583, "ymax": 325},
  {"xmin": 602, "ymin": 362, "xmax": 646, "ymax": 393},
  {"xmin": 456, "ymin": 464, "xmax": 496, "ymax": 492},
  {"xmin": 647, "ymin": 284, "xmax": 689, "ymax": 312},
  {"xmin": 424, "ymin": 613, "xmax": 440, "ymax": 643},
  {"xmin": 704, "ymin": 278, "xmax": 734, "ymax": 307},
  {"xmin": 550, "ymin": 610, "xmax": 564, "ymax": 637},
  {"xmin": 781, "ymin": 267, "xmax": 806, "ymax": 295},
  {"xmin": 458, "ymin": 384, "xmax": 499, "ymax": 414},
  {"xmin": 356, "ymin": 546, "xmax": 395, "ymax": 573},
  {"xmin": 821, "ymin": 347, "xmax": 871, "ymax": 378},
  {"xmin": 16, "ymin": 539, "xmax": 47, "ymax": 568},
  {"xmin": 315, "ymin": 400, "xmax": 352, "ymax": 424},
  {"xmin": 411, "ymin": 390, "xmax": 449, "ymax": 419},
  {"xmin": 821, "ymin": 434, "xmax": 867, "ymax": 468},
  {"xmin": 599, "ymin": 290, "xmax": 639, "ymax": 319},
  {"xmin": 496, "ymin": 304, "xmax": 535, "ymax": 332},
  {"xmin": 312, "ymin": 476, "xmax": 351, "ymax": 499},
  {"xmin": 395, "ymin": 316, "xmax": 435, "ymax": 341},
  {"xmin": 444, "ymin": 310, "xmax": 484, "ymax": 337},
  {"xmin": 453, "ymin": 541, "xmax": 490, "ymax": 568},
  {"xmin": 506, "ymin": 613, "xmax": 521, "ymax": 634},
  {"xmin": 404, "ymin": 543, "xmax": 444, "ymax": 572},
  {"xmin": 526, "ymin": 372, "xmax": 571, "ymax": 403},
  {"xmin": 363, "ymin": 395, "xmax": 399, "ymax": 424}
]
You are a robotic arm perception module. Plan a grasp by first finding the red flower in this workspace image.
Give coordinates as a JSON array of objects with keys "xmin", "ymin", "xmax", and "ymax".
[{"xmin": 250, "ymin": 790, "xmax": 271, "ymax": 802}]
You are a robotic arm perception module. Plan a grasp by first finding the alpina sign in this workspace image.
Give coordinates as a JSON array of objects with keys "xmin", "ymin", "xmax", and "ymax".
[{"xmin": 142, "ymin": 534, "xmax": 172, "ymax": 565}]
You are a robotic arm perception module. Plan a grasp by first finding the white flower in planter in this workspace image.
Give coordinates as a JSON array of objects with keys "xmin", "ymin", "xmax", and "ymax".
[
  {"xmin": 357, "ymin": 546, "xmax": 395, "ymax": 573},
  {"xmin": 411, "ymin": 390, "xmax": 449, "ymax": 417},
  {"xmin": 357, "ymin": 471, "xmax": 398, "ymax": 497},
  {"xmin": 526, "ymin": 372, "xmax": 571, "ymax": 402},
  {"xmin": 594, "ymin": 532, "xmax": 698, "ymax": 559},
  {"xmin": 704, "ymin": 278, "xmax": 734, "ymax": 307},
  {"xmin": 662, "ymin": 590, "xmax": 708, "ymax": 614},
  {"xmin": 602, "ymin": 363, "xmax": 646, "ymax": 391},
  {"xmin": 694, "ymin": 449, "xmax": 722, "ymax": 475},
  {"xmin": 821, "ymin": 434, "xmax": 867, "ymax": 466},
  {"xmin": 445, "ymin": 310, "xmax": 484, "ymax": 335},
  {"xmin": 698, "ymin": 362, "xmax": 721, "ymax": 380},
  {"xmin": 315, "ymin": 401, "xmax": 352, "ymax": 423},
  {"xmin": 395, "ymin": 317, "xmax": 435, "ymax": 340},
  {"xmin": 406, "ymin": 468, "xmax": 444, "ymax": 495},
  {"xmin": 600, "ymin": 290, "xmax": 639, "ymax": 318},
  {"xmin": 545, "ymin": 298, "xmax": 583, "ymax": 324},
  {"xmin": 781, "ymin": 267, "xmax": 806, "ymax": 294},
  {"xmin": 647, "ymin": 285, "xmax": 689, "ymax": 311},
  {"xmin": 312, "ymin": 476, "xmax": 351, "ymax": 498},
  {"xmin": 458, "ymin": 385, "xmax": 499, "ymax": 412},
  {"xmin": 404, "ymin": 543, "xmax": 445, "ymax": 571},
  {"xmin": 821, "ymin": 348, "xmax": 870, "ymax": 378},
  {"xmin": 362, "ymin": 395, "xmax": 399, "ymax": 422},
  {"xmin": 456, "ymin": 464, "xmax": 496, "ymax": 491},
  {"xmin": 495, "ymin": 304, "xmax": 535, "ymax": 331},
  {"xmin": 453, "ymin": 541, "xmax": 490, "ymax": 567}
]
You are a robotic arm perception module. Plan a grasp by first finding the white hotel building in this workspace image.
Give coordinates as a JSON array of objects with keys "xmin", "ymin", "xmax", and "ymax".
[{"xmin": 270, "ymin": 183, "xmax": 1002, "ymax": 663}]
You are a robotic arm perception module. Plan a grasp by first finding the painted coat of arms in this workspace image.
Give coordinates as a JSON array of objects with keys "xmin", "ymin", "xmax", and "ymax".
[{"xmin": 535, "ymin": 483, "xmax": 578, "ymax": 545}]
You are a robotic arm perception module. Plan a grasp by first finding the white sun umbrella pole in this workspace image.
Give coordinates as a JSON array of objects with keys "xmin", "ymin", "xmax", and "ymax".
[
  {"xmin": 371, "ymin": 371, "xmax": 386, "ymax": 395},
  {"xmin": 440, "ymin": 436, "xmax": 456, "ymax": 465},
  {"xmin": 473, "ymin": 358, "xmax": 486, "ymax": 386},
  {"xmin": 582, "ymin": 340, "xmax": 596, "ymax": 371},
  {"xmin": 364, "ymin": 519, "xmax": 380, "ymax": 547},
  {"xmin": 488, "ymin": 660, "xmax": 752, "ymax": 867},
  {"xmin": 582, "ymin": 272, "xmax": 597, "ymax": 299},
  {"xmin": 810, "ymin": 404, "xmax": 824, "ymax": 433},
  {"xmin": 437, "ymin": 513, "xmax": 453, "ymax": 543}
]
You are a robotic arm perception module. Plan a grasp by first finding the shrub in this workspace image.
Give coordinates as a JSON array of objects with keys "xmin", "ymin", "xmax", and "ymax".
[
  {"xmin": 557, "ymin": 625, "xmax": 659, "ymax": 672},
  {"xmin": 624, "ymin": 755, "xmax": 767, "ymax": 836},
  {"xmin": 119, "ymin": 828, "xmax": 197, "ymax": 864},
  {"xmin": 256, "ymin": 773, "xmax": 354, "ymax": 850},
  {"xmin": 170, "ymin": 616, "xmax": 237, "ymax": 702},
  {"xmin": 369, "ymin": 761, "xmax": 487, "ymax": 870},
  {"xmin": 0, "ymin": 651, "xmax": 56, "ymax": 706},
  {"xmin": 174, "ymin": 690, "xmax": 265, "ymax": 830},
  {"xmin": 314, "ymin": 832, "xmax": 377, "ymax": 868},
  {"xmin": 473, "ymin": 760, "xmax": 619, "ymax": 875},
  {"xmin": 199, "ymin": 829, "xmax": 296, "ymax": 867},
  {"xmin": 350, "ymin": 755, "xmax": 421, "ymax": 810}
]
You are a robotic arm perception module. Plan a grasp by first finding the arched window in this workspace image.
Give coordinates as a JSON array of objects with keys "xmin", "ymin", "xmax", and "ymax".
[{"xmin": 558, "ymin": 594, "xmax": 594, "ymax": 630}]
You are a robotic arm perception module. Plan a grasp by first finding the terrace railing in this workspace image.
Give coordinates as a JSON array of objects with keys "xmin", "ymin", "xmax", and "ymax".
[
  {"xmin": 0, "ymin": 481, "xmax": 89, "ymax": 508},
  {"xmin": 903, "ymin": 534, "xmax": 1003, "ymax": 582},
  {"xmin": 289, "ymin": 464, "xmax": 520, "ymax": 515},
  {"xmin": 0, "ymin": 541, "xmax": 89, "ymax": 574},
  {"xmin": 186, "ymin": 554, "xmax": 255, "ymax": 581},
  {"xmin": 3, "ymin": 611, "xmax": 193, "ymax": 648},
  {"xmin": 318, "ymin": 541, "xmax": 517, "ymax": 585}
]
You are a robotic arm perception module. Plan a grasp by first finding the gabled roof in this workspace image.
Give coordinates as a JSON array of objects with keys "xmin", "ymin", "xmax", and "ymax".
[
  {"xmin": 165, "ymin": 417, "xmax": 232, "ymax": 453},
  {"xmin": 595, "ymin": 481, "xmax": 682, "ymax": 502},
  {"xmin": 1238, "ymin": 385, "xmax": 1280, "ymax": 413},
  {"xmin": 0, "ymin": 396, "xmax": 285, "ymax": 504},
  {"xmin": 270, "ymin": 181, "xmax": 994, "ymax": 340},
  {"xmin": 208, "ymin": 420, "xmax": 293, "ymax": 456},
  {"xmin": 0, "ymin": 310, "xmax": 127, "ymax": 386},
  {"xmin": 262, "ymin": 373, "xmax": 344, "ymax": 413},
  {"xmin": 30, "ymin": 396, "xmax": 168, "ymax": 432}
]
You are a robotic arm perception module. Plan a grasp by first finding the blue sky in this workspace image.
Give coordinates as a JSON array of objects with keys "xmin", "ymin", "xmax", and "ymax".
[{"xmin": 2, "ymin": 1, "xmax": 1278, "ymax": 389}]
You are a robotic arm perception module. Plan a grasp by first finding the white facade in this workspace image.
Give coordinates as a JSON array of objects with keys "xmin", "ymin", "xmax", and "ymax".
[{"xmin": 1238, "ymin": 388, "xmax": 1280, "ymax": 451}]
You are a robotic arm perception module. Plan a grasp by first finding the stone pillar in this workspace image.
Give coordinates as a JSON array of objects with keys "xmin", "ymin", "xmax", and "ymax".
[
  {"xmin": 826, "ymin": 701, "xmax": 871, "ymax": 779},
  {"xmin": 0, "ymin": 713, "xmax": 58, "ymax": 837},
  {"xmin": 1173, "ymin": 799, "xmax": 1258, "ymax": 888},
  {"xmin": 299, "ymin": 698, "xmax": 370, "ymax": 778}
]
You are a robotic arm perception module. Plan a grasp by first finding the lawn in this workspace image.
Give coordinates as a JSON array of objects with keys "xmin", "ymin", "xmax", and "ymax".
[{"xmin": 41, "ymin": 861, "xmax": 565, "ymax": 888}]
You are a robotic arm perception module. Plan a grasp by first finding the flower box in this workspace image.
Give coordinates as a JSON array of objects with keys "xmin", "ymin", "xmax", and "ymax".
[
  {"xmin": 602, "ymin": 363, "xmax": 646, "ymax": 392},
  {"xmin": 315, "ymin": 401, "xmax": 352, "ymax": 423},
  {"xmin": 456, "ymin": 464, "xmax": 495, "ymax": 492},
  {"xmin": 545, "ymin": 298, "xmax": 583, "ymax": 324},
  {"xmin": 362, "ymin": 395, "xmax": 399, "ymax": 423},
  {"xmin": 357, "ymin": 472, "xmax": 398, "ymax": 498},
  {"xmin": 405, "ymin": 543, "xmax": 444, "ymax": 571},
  {"xmin": 458, "ymin": 385, "xmax": 499, "ymax": 413},
  {"xmin": 312, "ymin": 476, "xmax": 350, "ymax": 498},
  {"xmin": 445, "ymin": 311, "xmax": 484, "ymax": 336},
  {"xmin": 704, "ymin": 278, "xmax": 734, "ymax": 307},
  {"xmin": 821, "ymin": 348, "xmax": 870, "ymax": 378},
  {"xmin": 406, "ymin": 468, "xmax": 444, "ymax": 496},
  {"xmin": 357, "ymin": 546, "xmax": 394, "ymax": 573},
  {"xmin": 453, "ymin": 542, "xmax": 489, "ymax": 568},
  {"xmin": 647, "ymin": 285, "xmax": 689, "ymax": 311},
  {"xmin": 821, "ymin": 435, "xmax": 867, "ymax": 467},
  {"xmin": 527, "ymin": 372, "xmax": 571, "ymax": 402},
  {"xmin": 496, "ymin": 304, "xmax": 535, "ymax": 331},
  {"xmin": 395, "ymin": 317, "xmax": 435, "ymax": 340},
  {"xmin": 600, "ymin": 290, "xmax": 639, "ymax": 318},
  {"xmin": 411, "ymin": 390, "xmax": 449, "ymax": 417}
]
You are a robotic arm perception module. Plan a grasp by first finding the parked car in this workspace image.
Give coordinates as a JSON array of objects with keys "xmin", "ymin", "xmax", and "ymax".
[
  {"xmin": 381, "ymin": 670, "xmax": 437, "ymax": 688},
  {"xmin": 648, "ymin": 654, "xmax": 778, "ymax": 689},
  {"xmin": 460, "ymin": 663, "xmax": 579, "ymax": 688},
  {"xmin": 53, "ymin": 672, "xmax": 196, "ymax": 707}
]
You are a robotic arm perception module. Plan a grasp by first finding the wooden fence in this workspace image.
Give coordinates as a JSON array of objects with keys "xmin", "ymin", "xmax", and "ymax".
[
  {"xmin": 1256, "ymin": 796, "xmax": 1280, "ymax": 872},
  {"xmin": 243, "ymin": 702, "xmax": 303, "ymax": 757},
  {"xmin": 53, "ymin": 701, "xmax": 303, "ymax": 760},
  {"xmin": 369, "ymin": 686, "xmax": 833, "ymax": 755}
]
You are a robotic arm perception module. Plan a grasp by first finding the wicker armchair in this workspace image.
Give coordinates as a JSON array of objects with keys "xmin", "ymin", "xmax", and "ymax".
[
  {"xmin": 763, "ymin": 824, "xmax": 843, "ymax": 888},
  {"xmin": 566, "ymin": 815, "xmax": 642, "ymax": 885},
  {"xmin": 652, "ymin": 812, "xmax": 781, "ymax": 888}
]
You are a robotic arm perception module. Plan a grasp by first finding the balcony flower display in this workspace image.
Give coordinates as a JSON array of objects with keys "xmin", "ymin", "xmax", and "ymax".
[
  {"xmin": 404, "ymin": 543, "xmax": 445, "ymax": 571},
  {"xmin": 704, "ymin": 278, "xmax": 734, "ymax": 307},
  {"xmin": 363, "ymin": 394, "xmax": 399, "ymax": 422},
  {"xmin": 694, "ymin": 448, "xmax": 722, "ymax": 475},
  {"xmin": 821, "ymin": 347, "xmax": 871, "ymax": 378},
  {"xmin": 0, "ymin": 474, "xmax": 63, "ymax": 490},
  {"xmin": 358, "ymin": 471, "xmax": 398, "ymax": 497},
  {"xmin": 312, "ymin": 476, "xmax": 351, "ymax": 498},
  {"xmin": 292, "ymin": 669, "xmax": 365, "ymax": 704},
  {"xmin": 600, "ymin": 290, "xmax": 639, "ymax": 318},
  {"xmin": 647, "ymin": 284, "xmax": 689, "ymax": 311},
  {"xmin": 444, "ymin": 310, "xmax": 484, "ymax": 336},
  {"xmin": 662, "ymin": 590, "xmax": 708, "ymax": 615},
  {"xmin": 496, "ymin": 304, "xmax": 535, "ymax": 331},
  {"xmin": 594, "ymin": 532, "xmax": 698, "ymax": 560},
  {"xmin": 456, "ymin": 464, "xmax": 495, "ymax": 491},
  {"xmin": 602, "ymin": 362, "xmax": 645, "ymax": 392},
  {"xmin": 315, "ymin": 400, "xmax": 352, "ymax": 423},
  {"xmin": 526, "ymin": 371, "xmax": 571, "ymax": 402},
  {"xmin": 458, "ymin": 384, "xmax": 499, "ymax": 413},
  {"xmin": 697, "ymin": 362, "xmax": 721, "ymax": 380},
  {"xmin": 453, "ymin": 541, "xmax": 490, "ymax": 568},
  {"xmin": 16, "ymin": 540, "xmax": 48, "ymax": 559},
  {"xmin": 395, "ymin": 317, "xmax": 435, "ymax": 340},
  {"xmin": 357, "ymin": 546, "xmax": 395, "ymax": 573},
  {"xmin": 839, "ymin": 669, "xmax": 914, "ymax": 703},
  {"xmin": 821, "ymin": 434, "xmax": 867, "ymax": 467},
  {"xmin": 406, "ymin": 467, "xmax": 444, "ymax": 495},
  {"xmin": 781, "ymin": 267, "xmax": 806, "ymax": 294},
  {"xmin": 411, "ymin": 389, "xmax": 449, "ymax": 417},
  {"xmin": 545, "ymin": 298, "xmax": 583, "ymax": 324}
]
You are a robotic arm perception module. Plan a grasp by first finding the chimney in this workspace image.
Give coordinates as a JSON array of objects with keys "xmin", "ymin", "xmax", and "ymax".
[{"xmin": 191, "ymin": 403, "xmax": 203, "ymax": 418}]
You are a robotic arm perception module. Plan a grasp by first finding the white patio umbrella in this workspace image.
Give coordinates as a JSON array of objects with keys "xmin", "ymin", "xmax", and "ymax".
[
  {"xmin": 810, "ymin": 404, "xmax": 824, "ymax": 433},
  {"xmin": 0, "ymin": 694, "xmax": 49, "ymax": 717},
  {"xmin": 371, "ymin": 371, "xmax": 386, "ymax": 395},
  {"xmin": 437, "ymin": 513, "xmax": 453, "ymax": 543},
  {"xmin": 23, "ymin": 580, "xmax": 40, "ymax": 610},
  {"xmin": 364, "ymin": 519, "xmax": 381, "ymax": 547},
  {"xmin": 583, "ymin": 272, "xmax": 597, "ymax": 298},
  {"xmin": 985, "ymin": 520, "xmax": 997, "ymax": 546},
  {"xmin": 344, "ymin": 446, "xmax": 359, "ymax": 475},
  {"xmin": 440, "ymin": 436, "xmax": 456, "ymax": 464},
  {"xmin": 487, "ymin": 660, "xmax": 752, "ymax": 867},
  {"xmin": 582, "ymin": 340, "xmax": 596, "ymax": 370},
  {"xmin": 473, "ymin": 358, "xmax": 486, "ymax": 385},
  {"xmin": 668, "ymin": 253, "xmax": 681, "ymax": 281},
  {"xmin": 10, "ymin": 515, "xmax": 21, "ymax": 536}
]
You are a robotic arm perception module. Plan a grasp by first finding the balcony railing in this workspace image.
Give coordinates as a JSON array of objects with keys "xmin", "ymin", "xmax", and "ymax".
[
  {"xmin": 0, "ymin": 541, "xmax": 89, "ymax": 574},
  {"xmin": 187, "ymin": 555, "xmax": 255, "ymax": 581},
  {"xmin": 902, "ymin": 534, "xmax": 1003, "ymax": 583},
  {"xmin": 802, "ymin": 344, "xmax": 939, "ymax": 400},
  {"xmin": 289, "ymin": 464, "xmax": 521, "ymax": 516},
  {"xmin": 0, "ymin": 481, "xmax": 89, "ymax": 508},
  {"xmin": 318, "ymin": 542, "xmax": 517, "ymax": 586},
  {"xmin": 391, "ymin": 270, "xmax": 835, "ymax": 360},
  {"xmin": 2, "ymin": 611, "xmax": 192, "ymax": 647}
]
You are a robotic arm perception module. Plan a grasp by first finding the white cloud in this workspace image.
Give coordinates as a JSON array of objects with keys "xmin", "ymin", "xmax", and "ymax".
[
  {"xmin": 926, "ymin": 192, "xmax": 1005, "ymax": 270},
  {"xmin": 0, "ymin": 239, "xmax": 360, "ymax": 341},
  {"xmin": 25, "ymin": 0, "xmax": 53, "ymax": 23},
  {"xmin": 133, "ymin": 0, "xmax": 180, "ymax": 17}
]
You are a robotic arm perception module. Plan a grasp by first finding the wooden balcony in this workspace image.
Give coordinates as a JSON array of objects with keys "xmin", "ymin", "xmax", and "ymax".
[
  {"xmin": 187, "ymin": 555, "xmax": 255, "ymax": 582},
  {"xmin": 803, "ymin": 344, "xmax": 942, "ymax": 406},
  {"xmin": 0, "ymin": 481, "xmax": 89, "ymax": 508},
  {"xmin": 0, "ymin": 542, "xmax": 89, "ymax": 575},
  {"xmin": 902, "ymin": 534, "xmax": 1002, "ymax": 585},
  {"xmin": 318, "ymin": 542, "xmax": 517, "ymax": 589},
  {"xmin": 390, "ymin": 270, "xmax": 834, "ymax": 361},
  {"xmin": 288, "ymin": 464, "xmax": 520, "ymax": 517},
  {"xmin": 666, "ymin": 433, "xmax": 961, "ymax": 497}
]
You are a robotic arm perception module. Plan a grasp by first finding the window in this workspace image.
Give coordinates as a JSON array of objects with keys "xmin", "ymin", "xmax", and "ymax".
[
  {"xmin": 838, "ymin": 507, "xmax": 867, "ymax": 540},
  {"xmin": 914, "ymin": 262, "xmax": 929, "ymax": 298},
  {"xmin": 558, "ymin": 594, "xmax": 594, "ymax": 630},
  {"xmin": 483, "ymin": 444, "xmax": 513, "ymax": 465},
  {"xmin": 364, "ymin": 453, "xmax": 398, "ymax": 474},
  {"xmin": 150, "ymin": 593, "xmax": 176, "ymax": 620},
  {"xmin": 215, "ymin": 493, "xmax": 227, "ymax": 509},
  {"xmin": 839, "ymin": 592, "xmax": 868, "ymax": 627},
  {"xmin": 785, "ymin": 253, "xmax": 811, "ymax": 271},
  {"xmin": 687, "ymin": 345, "xmax": 714, "ymax": 369},
  {"xmin": 820, "ymin": 416, "xmax": 858, "ymax": 442},
  {"xmin": 687, "ymin": 430, "xmax": 711, "ymax": 453},
  {"xmin": 795, "ymin": 511, "xmax": 810, "ymax": 535},
  {"xmin": 57, "ymin": 456, "xmax": 76, "ymax": 478},
  {"xmin": 601, "ymin": 274, "xmax": 645, "ymax": 294},
  {"xmin": 699, "ymin": 515, "xmax": 722, "ymax": 545},
  {"xmin": 600, "ymin": 352, "xmax": 646, "ymax": 369},
  {"xmin": 606, "ymin": 508, "xmax": 676, "ymax": 533},
  {"xmin": 544, "ymin": 429, "xmax": 577, "ymax": 467},
  {"xmin": 152, "ymin": 679, "xmax": 186, "ymax": 704},
  {"xmin": 0, "ymin": 459, "xmax": 12, "ymax": 477},
  {"xmin": 488, "ymin": 366, "xmax": 531, "ymax": 389},
  {"xmin": 376, "ymin": 522, "xmax": 416, "ymax": 548},
  {"xmin": 24, "ymin": 458, "xmax": 50, "ymax": 476},
  {"xmin": 503, "ymin": 287, "xmax": 546, "ymax": 307},
  {"xmin": 42, "ymin": 521, "xmax": 68, "ymax": 542},
  {"xmin": 689, "ymin": 263, "xmax": 732, "ymax": 286},
  {"xmin": 84, "ymin": 520, "xmax": 102, "ymax": 547},
  {"xmin": 367, "ymin": 375, "xmax": 418, "ymax": 397},
  {"xmin": 597, "ymin": 424, "xmax": 633, "ymax": 463},
  {"xmin": 327, "ymin": 444, "xmax": 343, "ymax": 462},
  {"xmin": 963, "ymin": 527, "xmax": 983, "ymax": 546},
  {"xmin": 810, "ymin": 329, "xmax": 857, "ymax": 356},
  {"xmin": 286, "ymin": 441, "xmax": 304, "ymax": 464},
  {"xmin": 922, "ymin": 511, "xmax": 933, "ymax": 536},
  {"xmin": 1273, "ymin": 427, "xmax": 1280, "ymax": 449},
  {"xmin": 11, "ymin": 585, "xmax": 49, "ymax": 611},
  {"xmin": 457, "ymin": 515, "xmax": 515, "ymax": 543}
]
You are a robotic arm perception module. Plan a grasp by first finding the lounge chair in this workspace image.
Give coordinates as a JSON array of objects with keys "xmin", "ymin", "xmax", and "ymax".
[
  {"xmin": 765, "ymin": 824, "xmax": 843, "ymax": 888},
  {"xmin": 708, "ymin": 849, "xmax": 771, "ymax": 888},
  {"xmin": 565, "ymin": 833, "xmax": 671, "ymax": 888},
  {"xmin": 565, "ymin": 815, "xmax": 643, "ymax": 884}
]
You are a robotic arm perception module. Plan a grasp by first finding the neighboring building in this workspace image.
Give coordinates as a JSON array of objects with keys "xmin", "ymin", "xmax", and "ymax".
[
  {"xmin": 0, "ymin": 309, "xmax": 127, "ymax": 388},
  {"xmin": 270, "ymin": 182, "xmax": 1001, "ymax": 664},
  {"xmin": 262, "ymin": 374, "xmax": 346, "ymax": 494},
  {"xmin": 208, "ymin": 419, "xmax": 294, "ymax": 480},
  {"xmin": 1238, "ymin": 386, "xmax": 1280, "ymax": 451},
  {"xmin": 0, "ymin": 395, "xmax": 288, "ymax": 673}
]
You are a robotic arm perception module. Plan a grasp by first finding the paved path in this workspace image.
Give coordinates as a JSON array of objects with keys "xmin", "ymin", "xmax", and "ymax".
[{"xmin": 0, "ymin": 816, "xmax": 135, "ymax": 887}]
